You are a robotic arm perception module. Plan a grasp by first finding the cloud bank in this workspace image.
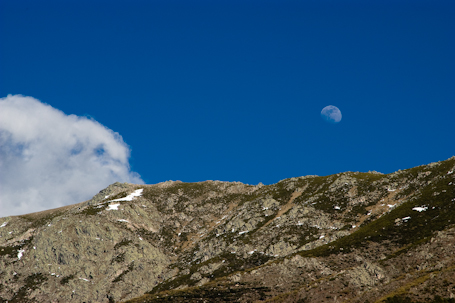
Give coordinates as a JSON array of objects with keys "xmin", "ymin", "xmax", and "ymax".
[{"xmin": 0, "ymin": 95, "xmax": 144, "ymax": 217}]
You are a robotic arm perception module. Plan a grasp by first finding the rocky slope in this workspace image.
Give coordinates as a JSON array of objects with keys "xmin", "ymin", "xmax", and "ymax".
[{"xmin": 1, "ymin": 157, "xmax": 455, "ymax": 303}]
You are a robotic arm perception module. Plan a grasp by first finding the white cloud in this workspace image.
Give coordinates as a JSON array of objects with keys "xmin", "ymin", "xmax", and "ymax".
[{"xmin": 0, "ymin": 95, "xmax": 144, "ymax": 217}]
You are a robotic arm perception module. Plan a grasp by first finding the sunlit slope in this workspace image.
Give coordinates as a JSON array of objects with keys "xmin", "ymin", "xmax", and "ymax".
[
  {"xmin": 1, "ymin": 157, "xmax": 454, "ymax": 303},
  {"xmin": 126, "ymin": 157, "xmax": 455, "ymax": 303}
]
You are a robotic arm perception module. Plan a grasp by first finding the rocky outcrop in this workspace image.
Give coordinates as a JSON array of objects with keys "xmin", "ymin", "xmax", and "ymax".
[{"xmin": 1, "ymin": 157, "xmax": 454, "ymax": 302}]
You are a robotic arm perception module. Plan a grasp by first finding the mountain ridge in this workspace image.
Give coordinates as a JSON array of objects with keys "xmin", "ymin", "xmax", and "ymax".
[{"xmin": 1, "ymin": 157, "xmax": 455, "ymax": 302}]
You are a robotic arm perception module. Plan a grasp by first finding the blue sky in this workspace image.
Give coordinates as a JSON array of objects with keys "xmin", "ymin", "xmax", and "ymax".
[{"xmin": 1, "ymin": 0, "xmax": 454, "ymax": 214}]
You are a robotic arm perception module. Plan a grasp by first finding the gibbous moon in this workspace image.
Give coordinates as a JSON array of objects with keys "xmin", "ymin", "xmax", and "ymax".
[{"xmin": 321, "ymin": 105, "xmax": 342, "ymax": 123}]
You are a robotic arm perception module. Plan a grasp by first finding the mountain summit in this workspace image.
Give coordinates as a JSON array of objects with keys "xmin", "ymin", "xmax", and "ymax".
[{"xmin": 1, "ymin": 157, "xmax": 455, "ymax": 302}]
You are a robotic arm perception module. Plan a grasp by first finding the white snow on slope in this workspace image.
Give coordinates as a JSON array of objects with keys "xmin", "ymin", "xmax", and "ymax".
[
  {"xmin": 17, "ymin": 249, "xmax": 25, "ymax": 260},
  {"xmin": 412, "ymin": 206, "xmax": 428, "ymax": 212},
  {"xmin": 105, "ymin": 189, "xmax": 144, "ymax": 210},
  {"xmin": 109, "ymin": 189, "xmax": 143, "ymax": 202},
  {"xmin": 107, "ymin": 203, "xmax": 120, "ymax": 210},
  {"xmin": 0, "ymin": 222, "xmax": 7, "ymax": 228}
]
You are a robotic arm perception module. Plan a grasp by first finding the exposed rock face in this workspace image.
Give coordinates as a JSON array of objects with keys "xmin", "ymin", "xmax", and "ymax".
[{"xmin": 1, "ymin": 157, "xmax": 455, "ymax": 302}]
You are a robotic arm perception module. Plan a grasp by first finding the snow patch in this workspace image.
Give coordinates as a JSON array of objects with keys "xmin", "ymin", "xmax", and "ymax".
[
  {"xmin": 17, "ymin": 249, "xmax": 25, "ymax": 260},
  {"xmin": 334, "ymin": 206, "xmax": 340, "ymax": 210},
  {"xmin": 109, "ymin": 189, "xmax": 143, "ymax": 202},
  {"xmin": 107, "ymin": 203, "xmax": 120, "ymax": 210},
  {"xmin": 447, "ymin": 170, "xmax": 453, "ymax": 174},
  {"xmin": 79, "ymin": 278, "xmax": 90, "ymax": 282},
  {"xmin": 0, "ymin": 222, "xmax": 7, "ymax": 228},
  {"xmin": 412, "ymin": 206, "xmax": 428, "ymax": 212},
  {"xmin": 117, "ymin": 219, "xmax": 129, "ymax": 223},
  {"xmin": 402, "ymin": 216, "xmax": 411, "ymax": 222},
  {"xmin": 238, "ymin": 231, "xmax": 249, "ymax": 235}
]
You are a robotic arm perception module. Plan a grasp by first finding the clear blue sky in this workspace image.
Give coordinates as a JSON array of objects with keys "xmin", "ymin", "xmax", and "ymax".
[{"xmin": 1, "ymin": 0, "xmax": 454, "ymax": 186}]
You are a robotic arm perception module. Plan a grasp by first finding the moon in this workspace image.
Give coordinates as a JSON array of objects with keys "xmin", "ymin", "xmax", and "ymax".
[{"xmin": 321, "ymin": 105, "xmax": 342, "ymax": 123}]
